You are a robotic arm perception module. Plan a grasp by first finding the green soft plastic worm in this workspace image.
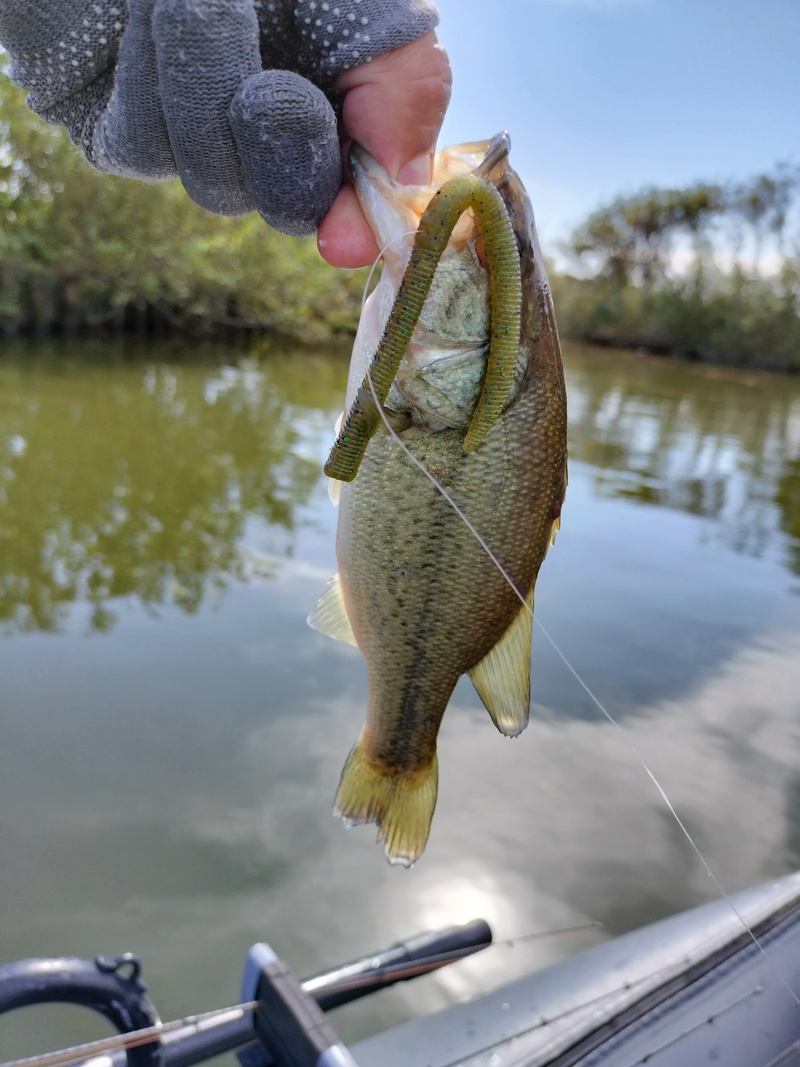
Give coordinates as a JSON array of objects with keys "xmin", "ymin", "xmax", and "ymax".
[{"xmin": 324, "ymin": 174, "xmax": 522, "ymax": 483}]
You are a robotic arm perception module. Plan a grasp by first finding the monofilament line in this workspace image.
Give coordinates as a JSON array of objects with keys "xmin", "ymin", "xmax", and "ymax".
[{"xmin": 359, "ymin": 361, "xmax": 800, "ymax": 1013}]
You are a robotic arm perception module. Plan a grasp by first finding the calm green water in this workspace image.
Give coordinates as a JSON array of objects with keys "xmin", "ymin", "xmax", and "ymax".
[{"xmin": 2, "ymin": 338, "xmax": 800, "ymax": 1057}]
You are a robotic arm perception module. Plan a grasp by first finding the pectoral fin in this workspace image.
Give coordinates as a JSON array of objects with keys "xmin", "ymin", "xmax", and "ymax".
[
  {"xmin": 468, "ymin": 592, "xmax": 533, "ymax": 737},
  {"xmin": 307, "ymin": 574, "xmax": 357, "ymax": 647},
  {"xmin": 550, "ymin": 514, "xmax": 561, "ymax": 546},
  {"xmin": 328, "ymin": 478, "xmax": 343, "ymax": 507}
]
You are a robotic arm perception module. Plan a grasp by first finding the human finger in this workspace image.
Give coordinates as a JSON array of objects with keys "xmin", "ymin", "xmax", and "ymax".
[
  {"xmin": 317, "ymin": 32, "xmax": 452, "ymax": 266},
  {"xmin": 91, "ymin": 0, "xmax": 175, "ymax": 178},
  {"xmin": 337, "ymin": 31, "xmax": 451, "ymax": 182},
  {"xmin": 318, "ymin": 185, "xmax": 383, "ymax": 269}
]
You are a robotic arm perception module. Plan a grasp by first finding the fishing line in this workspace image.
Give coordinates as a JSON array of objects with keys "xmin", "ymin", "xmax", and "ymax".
[
  {"xmin": 352, "ymin": 258, "xmax": 800, "ymax": 1014},
  {"xmin": 14, "ymin": 964, "xmax": 760, "ymax": 1067},
  {"xmin": 482, "ymin": 984, "xmax": 767, "ymax": 1067},
  {"xmin": 492, "ymin": 921, "xmax": 604, "ymax": 946},
  {"xmin": 0, "ymin": 1002, "xmax": 260, "ymax": 1067},
  {"xmin": 433, "ymin": 966, "xmax": 743, "ymax": 1067},
  {"xmin": 10, "ymin": 920, "xmax": 782, "ymax": 1067},
  {"xmin": 611, "ymin": 986, "xmax": 765, "ymax": 1067},
  {"xmin": 764, "ymin": 1036, "xmax": 800, "ymax": 1067},
  {"xmin": 360, "ymin": 230, "xmax": 419, "ymax": 309}
]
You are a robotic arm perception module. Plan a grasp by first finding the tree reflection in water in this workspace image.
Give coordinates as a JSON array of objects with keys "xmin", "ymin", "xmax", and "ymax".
[
  {"xmin": 1, "ymin": 340, "xmax": 799, "ymax": 636},
  {"xmin": 776, "ymin": 457, "xmax": 800, "ymax": 577},
  {"xmin": 0, "ymin": 339, "xmax": 347, "ymax": 633},
  {"xmin": 565, "ymin": 345, "xmax": 800, "ymax": 570}
]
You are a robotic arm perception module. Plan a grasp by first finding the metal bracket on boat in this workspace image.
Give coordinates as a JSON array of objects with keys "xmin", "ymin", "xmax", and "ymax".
[
  {"xmin": 240, "ymin": 944, "xmax": 358, "ymax": 1067},
  {"xmin": 0, "ymin": 952, "xmax": 162, "ymax": 1067}
]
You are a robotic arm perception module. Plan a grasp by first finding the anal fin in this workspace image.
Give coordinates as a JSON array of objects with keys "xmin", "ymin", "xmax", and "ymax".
[
  {"xmin": 468, "ymin": 591, "xmax": 533, "ymax": 737},
  {"xmin": 307, "ymin": 574, "xmax": 357, "ymax": 647}
]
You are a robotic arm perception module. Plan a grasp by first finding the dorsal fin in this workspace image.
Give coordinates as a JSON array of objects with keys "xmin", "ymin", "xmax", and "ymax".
[
  {"xmin": 468, "ymin": 591, "xmax": 533, "ymax": 737},
  {"xmin": 307, "ymin": 574, "xmax": 357, "ymax": 647}
]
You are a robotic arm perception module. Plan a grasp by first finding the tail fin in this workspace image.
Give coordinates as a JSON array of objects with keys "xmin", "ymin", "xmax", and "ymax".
[{"xmin": 333, "ymin": 740, "xmax": 438, "ymax": 867}]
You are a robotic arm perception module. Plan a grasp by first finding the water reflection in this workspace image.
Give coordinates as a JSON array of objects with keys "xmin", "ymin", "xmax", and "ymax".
[
  {"xmin": 7, "ymin": 618, "xmax": 798, "ymax": 1042},
  {"xmin": 777, "ymin": 457, "xmax": 800, "ymax": 575},
  {"xmin": 0, "ymin": 341, "xmax": 347, "ymax": 633},
  {"xmin": 2, "ymin": 342, "xmax": 799, "ymax": 640},
  {"xmin": 565, "ymin": 346, "xmax": 800, "ymax": 568},
  {"xmin": 3, "ymin": 339, "xmax": 800, "ymax": 1055}
]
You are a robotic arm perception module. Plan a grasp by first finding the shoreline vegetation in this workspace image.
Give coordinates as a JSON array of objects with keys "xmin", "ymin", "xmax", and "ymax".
[
  {"xmin": 2, "ymin": 77, "xmax": 798, "ymax": 369},
  {"xmin": 0, "ymin": 78, "xmax": 366, "ymax": 344},
  {"xmin": 552, "ymin": 164, "xmax": 800, "ymax": 372}
]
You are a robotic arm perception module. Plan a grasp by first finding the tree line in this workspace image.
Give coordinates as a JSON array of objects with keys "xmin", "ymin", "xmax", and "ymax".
[
  {"xmin": 554, "ymin": 165, "xmax": 800, "ymax": 370},
  {"xmin": 2, "ymin": 65, "xmax": 799, "ymax": 367},
  {"xmin": 0, "ymin": 74, "xmax": 365, "ymax": 341}
]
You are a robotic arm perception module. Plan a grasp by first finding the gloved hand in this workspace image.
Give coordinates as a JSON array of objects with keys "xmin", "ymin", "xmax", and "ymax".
[{"xmin": 0, "ymin": 0, "xmax": 439, "ymax": 237}]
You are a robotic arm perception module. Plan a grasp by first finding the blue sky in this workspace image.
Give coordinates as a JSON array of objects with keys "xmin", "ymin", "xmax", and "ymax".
[{"xmin": 434, "ymin": 0, "xmax": 799, "ymax": 247}]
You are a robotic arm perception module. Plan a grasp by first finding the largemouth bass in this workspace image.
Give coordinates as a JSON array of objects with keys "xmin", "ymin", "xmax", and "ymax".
[{"xmin": 310, "ymin": 134, "xmax": 568, "ymax": 866}]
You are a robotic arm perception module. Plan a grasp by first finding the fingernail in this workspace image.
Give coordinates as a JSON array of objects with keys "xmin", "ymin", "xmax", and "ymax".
[{"xmin": 397, "ymin": 151, "xmax": 434, "ymax": 186}]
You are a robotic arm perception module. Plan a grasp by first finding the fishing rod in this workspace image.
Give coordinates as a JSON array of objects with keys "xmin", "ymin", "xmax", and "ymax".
[{"xmin": 0, "ymin": 919, "xmax": 493, "ymax": 1067}]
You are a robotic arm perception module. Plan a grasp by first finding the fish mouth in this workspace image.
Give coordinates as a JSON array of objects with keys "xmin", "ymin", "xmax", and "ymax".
[
  {"xmin": 348, "ymin": 146, "xmax": 429, "ymax": 263},
  {"xmin": 348, "ymin": 134, "xmax": 516, "ymax": 264},
  {"xmin": 471, "ymin": 132, "xmax": 512, "ymax": 181},
  {"xmin": 348, "ymin": 133, "xmax": 512, "ymax": 198},
  {"xmin": 325, "ymin": 138, "xmax": 526, "ymax": 481}
]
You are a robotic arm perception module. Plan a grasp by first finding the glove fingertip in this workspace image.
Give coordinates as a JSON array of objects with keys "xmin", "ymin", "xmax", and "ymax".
[{"xmin": 230, "ymin": 71, "xmax": 342, "ymax": 237}]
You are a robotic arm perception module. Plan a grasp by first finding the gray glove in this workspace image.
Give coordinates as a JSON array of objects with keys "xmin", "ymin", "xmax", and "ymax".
[{"xmin": 0, "ymin": 0, "xmax": 439, "ymax": 236}]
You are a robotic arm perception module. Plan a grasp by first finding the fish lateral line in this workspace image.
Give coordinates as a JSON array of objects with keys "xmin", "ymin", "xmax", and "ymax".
[{"xmin": 324, "ymin": 173, "xmax": 523, "ymax": 483}]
